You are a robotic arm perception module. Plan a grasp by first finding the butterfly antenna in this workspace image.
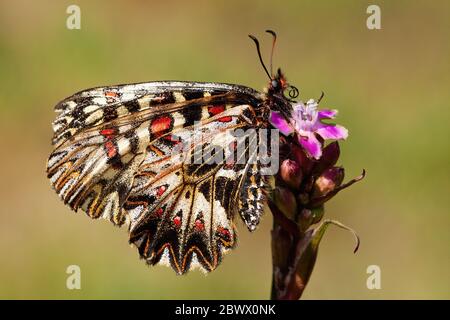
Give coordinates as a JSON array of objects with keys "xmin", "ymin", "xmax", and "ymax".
[
  {"xmin": 266, "ymin": 30, "xmax": 277, "ymax": 77},
  {"xmin": 318, "ymin": 91, "xmax": 325, "ymax": 103},
  {"xmin": 248, "ymin": 34, "xmax": 272, "ymax": 80}
]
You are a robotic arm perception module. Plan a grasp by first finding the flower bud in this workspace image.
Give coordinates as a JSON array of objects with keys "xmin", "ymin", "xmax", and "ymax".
[
  {"xmin": 280, "ymin": 159, "xmax": 303, "ymax": 189},
  {"xmin": 313, "ymin": 142, "xmax": 340, "ymax": 175},
  {"xmin": 272, "ymin": 186, "xmax": 298, "ymax": 221},
  {"xmin": 312, "ymin": 166, "xmax": 345, "ymax": 199},
  {"xmin": 291, "ymin": 144, "xmax": 314, "ymax": 176}
]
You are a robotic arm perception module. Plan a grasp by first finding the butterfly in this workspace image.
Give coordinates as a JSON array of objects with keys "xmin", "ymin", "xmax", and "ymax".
[{"xmin": 46, "ymin": 30, "xmax": 298, "ymax": 274}]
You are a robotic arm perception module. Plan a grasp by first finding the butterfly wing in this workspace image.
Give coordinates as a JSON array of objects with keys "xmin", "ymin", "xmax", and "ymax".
[{"xmin": 47, "ymin": 81, "xmax": 270, "ymax": 273}]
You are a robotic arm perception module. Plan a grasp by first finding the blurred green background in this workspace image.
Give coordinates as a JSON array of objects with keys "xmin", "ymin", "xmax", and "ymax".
[{"xmin": 0, "ymin": 0, "xmax": 449, "ymax": 299}]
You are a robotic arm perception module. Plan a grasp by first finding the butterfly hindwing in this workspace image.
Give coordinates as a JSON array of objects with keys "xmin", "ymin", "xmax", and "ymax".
[{"xmin": 127, "ymin": 111, "xmax": 259, "ymax": 273}]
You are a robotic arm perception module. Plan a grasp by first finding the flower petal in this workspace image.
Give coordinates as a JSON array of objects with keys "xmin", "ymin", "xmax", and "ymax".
[
  {"xmin": 318, "ymin": 109, "xmax": 338, "ymax": 119},
  {"xmin": 269, "ymin": 111, "xmax": 294, "ymax": 136},
  {"xmin": 316, "ymin": 124, "xmax": 348, "ymax": 140},
  {"xmin": 298, "ymin": 132, "xmax": 322, "ymax": 159}
]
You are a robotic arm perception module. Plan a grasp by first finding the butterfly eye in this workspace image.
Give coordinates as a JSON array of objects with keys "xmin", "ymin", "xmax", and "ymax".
[{"xmin": 271, "ymin": 80, "xmax": 278, "ymax": 88}]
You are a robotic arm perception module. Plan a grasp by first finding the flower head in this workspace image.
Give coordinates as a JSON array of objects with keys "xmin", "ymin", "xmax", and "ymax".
[{"xmin": 270, "ymin": 99, "xmax": 348, "ymax": 159}]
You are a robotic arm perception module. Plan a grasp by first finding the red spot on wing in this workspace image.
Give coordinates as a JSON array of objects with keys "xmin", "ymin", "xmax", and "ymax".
[
  {"xmin": 100, "ymin": 128, "xmax": 116, "ymax": 137},
  {"xmin": 217, "ymin": 226, "xmax": 231, "ymax": 239},
  {"xmin": 208, "ymin": 105, "xmax": 225, "ymax": 116},
  {"xmin": 218, "ymin": 116, "xmax": 232, "ymax": 123},
  {"xmin": 173, "ymin": 216, "xmax": 182, "ymax": 228},
  {"xmin": 223, "ymin": 161, "xmax": 235, "ymax": 170},
  {"xmin": 150, "ymin": 116, "xmax": 173, "ymax": 137},
  {"xmin": 104, "ymin": 140, "xmax": 117, "ymax": 158},
  {"xmin": 104, "ymin": 91, "xmax": 120, "ymax": 103},
  {"xmin": 156, "ymin": 185, "xmax": 167, "ymax": 197},
  {"xmin": 155, "ymin": 207, "xmax": 164, "ymax": 217},
  {"xmin": 208, "ymin": 105, "xmax": 232, "ymax": 123},
  {"xmin": 195, "ymin": 219, "xmax": 205, "ymax": 231},
  {"xmin": 105, "ymin": 91, "xmax": 119, "ymax": 98}
]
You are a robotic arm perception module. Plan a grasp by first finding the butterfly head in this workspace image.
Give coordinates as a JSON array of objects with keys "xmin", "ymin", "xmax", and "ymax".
[
  {"xmin": 267, "ymin": 68, "xmax": 298, "ymax": 100},
  {"xmin": 249, "ymin": 31, "xmax": 299, "ymax": 106},
  {"xmin": 269, "ymin": 68, "xmax": 288, "ymax": 93}
]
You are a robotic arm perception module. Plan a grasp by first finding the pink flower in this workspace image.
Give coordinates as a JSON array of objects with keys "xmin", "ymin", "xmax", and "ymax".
[{"xmin": 270, "ymin": 99, "xmax": 348, "ymax": 159}]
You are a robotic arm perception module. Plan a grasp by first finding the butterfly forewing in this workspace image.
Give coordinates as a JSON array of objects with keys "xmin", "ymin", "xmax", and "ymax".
[{"xmin": 47, "ymin": 81, "xmax": 270, "ymax": 274}]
